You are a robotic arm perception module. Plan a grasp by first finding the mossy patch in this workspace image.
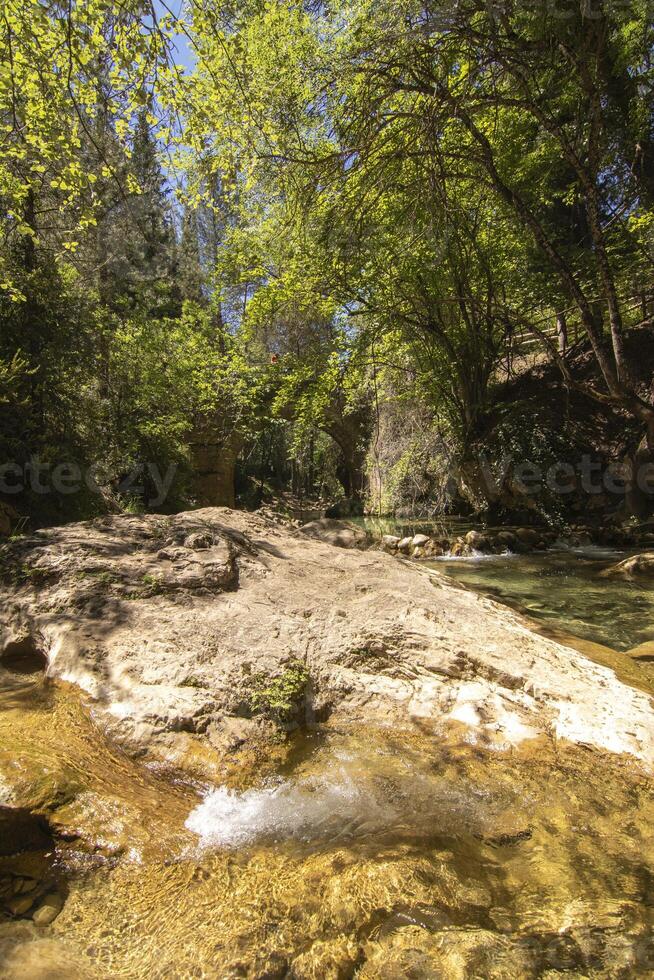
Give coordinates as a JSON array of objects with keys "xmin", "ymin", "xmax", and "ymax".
[{"xmin": 247, "ymin": 660, "xmax": 310, "ymax": 726}]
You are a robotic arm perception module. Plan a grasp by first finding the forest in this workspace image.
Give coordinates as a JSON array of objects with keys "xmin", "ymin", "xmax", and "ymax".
[{"xmin": 1, "ymin": 0, "xmax": 653, "ymax": 529}]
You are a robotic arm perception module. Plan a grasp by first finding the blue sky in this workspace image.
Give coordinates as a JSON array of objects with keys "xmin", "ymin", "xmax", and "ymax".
[{"xmin": 153, "ymin": 0, "xmax": 196, "ymax": 73}]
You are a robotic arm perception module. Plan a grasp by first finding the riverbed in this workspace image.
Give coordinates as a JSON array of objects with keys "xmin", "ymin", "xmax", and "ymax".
[{"xmin": 2, "ymin": 515, "xmax": 654, "ymax": 978}]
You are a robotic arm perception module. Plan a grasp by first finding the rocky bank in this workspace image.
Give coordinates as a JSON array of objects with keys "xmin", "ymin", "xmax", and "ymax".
[{"xmin": 1, "ymin": 508, "xmax": 654, "ymax": 775}]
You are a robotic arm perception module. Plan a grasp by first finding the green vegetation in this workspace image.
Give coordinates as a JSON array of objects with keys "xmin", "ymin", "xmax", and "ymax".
[
  {"xmin": 247, "ymin": 661, "xmax": 310, "ymax": 726},
  {"xmin": 1, "ymin": 2, "xmax": 653, "ymax": 525}
]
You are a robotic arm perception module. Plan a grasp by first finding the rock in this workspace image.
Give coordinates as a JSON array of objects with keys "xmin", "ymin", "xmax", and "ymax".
[
  {"xmin": 465, "ymin": 530, "xmax": 490, "ymax": 551},
  {"xmin": 381, "ymin": 535, "xmax": 400, "ymax": 552},
  {"xmin": 515, "ymin": 527, "xmax": 542, "ymax": 549},
  {"xmin": 183, "ymin": 531, "xmax": 215, "ymax": 550},
  {"xmin": 397, "ymin": 537, "xmax": 413, "ymax": 554},
  {"xmin": 626, "ymin": 642, "xmax": 654, "ymax": 662},
  {"xmin": 325, "ymin": 498, "xmax": 364, "ymax": 518},
  {"xmin": 412, "ymin": 547, "xmax": 426, "ymax": 559},
  {"xmin": 600, "ymin": 553, "xmax": 654, "ymax": 580},
  {"xmin": 32, "ymin": 891, "xmax": 64, "ymax": 926},
  {"xmin": 494, "ymin": 530, "xmax": 518, "ymax": 551},
  {"xmin": 3, "ymin": 507, "xmax": 654, "ymax": 776},
  {"xmin": 411, "ymin": 534, "xmax": 430, "ymax": 548},
  {"xmin": 7, "ymin": 893, "xmax": 37, "ymax": 916},
  {"xmin": 450, "ymin": 538, "xmax": 472, "ymax": 557},
  {"xmin": 296, "ymin": 519, "xmax": 370, "ymax": 550}
]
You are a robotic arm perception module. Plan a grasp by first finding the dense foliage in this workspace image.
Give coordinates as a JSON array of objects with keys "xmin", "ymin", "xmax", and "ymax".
[{"xmin": 1, "ymin": 1, "xmax": 653, "ymax": 522}]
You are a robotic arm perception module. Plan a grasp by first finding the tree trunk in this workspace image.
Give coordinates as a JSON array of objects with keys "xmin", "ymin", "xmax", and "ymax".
[
  {"xmin": 556, "ymin": 312, "xmax": 567, "ymax": 354},
  {"xmin": 189, "ymin": 424, "xmax": 241, "ymax": 508}
]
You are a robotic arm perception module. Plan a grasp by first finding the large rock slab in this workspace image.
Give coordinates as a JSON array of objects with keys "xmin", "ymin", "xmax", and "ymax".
[{"xmin": 2, "ymin": 508, "xmax": 654, "ymax": 771}]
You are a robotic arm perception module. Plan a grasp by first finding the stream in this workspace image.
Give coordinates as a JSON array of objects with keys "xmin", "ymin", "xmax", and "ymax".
[
  {"xmin": 359, "ymin": 517, "xmax": 654, "ymax": 653},
  {"xmin": 1, "ymin": 527, "xmax": 654, "ymax": 977}
]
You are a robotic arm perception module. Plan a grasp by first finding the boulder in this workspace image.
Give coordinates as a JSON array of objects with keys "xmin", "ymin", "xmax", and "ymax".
[
  {"xmin": 397, "ymin": 537, "xmax": 413, "ymax": 554},
  {"xmin": 381, "ymin": 534, "xmax": 400, "ymax": 552},
  {"xmin": 4, "ymin": 506, "xmax": 654, "ymax": 778},
  {"xmin": 465, "ymin": 530, "xmax": 490, "ymax": 552},
  {"xmin": 296, "ymin": 519, "xmax": 369, "ymax": 550},
  {"xmin": 600, "ymin": 553, "xmax": 654, "ymax": 580},
  {"xmin": 494, "ymin": 530, "xmax": 518, "ymax": 551},
  {"xmin": 515, "ymin": 528, "xmax": 543, "ymax": 550},
  {"xmin": 412, "ymin": 546, "xmax": 426, "ymax": 559},
  {"xmin": 411, "ymin": 534, "xmax": 430, "ymax": 548}
]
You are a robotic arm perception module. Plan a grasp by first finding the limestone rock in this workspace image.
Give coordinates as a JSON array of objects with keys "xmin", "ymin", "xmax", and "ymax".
[
  {"xmin": 601, "ymin": 553, "xmax": 654, "ymax": 580},
  {"xmin": 296, "ymin": 519, "xmax": 369, "ymax": 550},
  {"xmin": 411, "ymin": 534, "xmax": 430, "ymax": 548},
  {"xmin": 2, "ymin": 507, "xmax": 654, "ymax": 775}
]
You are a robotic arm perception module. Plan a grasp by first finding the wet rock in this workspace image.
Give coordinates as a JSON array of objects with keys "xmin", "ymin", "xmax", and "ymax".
[
  {"xmin": 626, "ymin": 641, "xmax": 654, "ymax": 662},
  {"xmin": 411, "ymin": 534, "xmax": 430, "ymax": 548},
  {"xmin": 412, "ymin": 546, "xmax": 426, "ymax": 559},
  {"xmin": 397, "ymin": 537, "xmax": 413, "ymax": 554},
  {"xmin": 494, "ymin": 530, "xmax": 518, "ymax": 551},
  {"xmin": 465, "ymin": 530, "xmax": 490, "ymax": 551},
  {"xmin": 32, "ymin": 891, "xmax": 64, "ymax": 926},
  {"xmin": 515, "ymin": 527, "xmax": 543, "ymax": 549},
  {"xmin": 7, "ymin": 893, "xmax": 37, "ymax": 917},
  {"xmin": 601, "ymin": 553, "xmax": 654, "ymax": 580}
]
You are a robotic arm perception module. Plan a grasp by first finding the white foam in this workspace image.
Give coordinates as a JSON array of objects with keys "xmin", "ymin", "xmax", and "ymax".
[
  {"xmin": 185, "ymin": 774, "xmax": 380, "ymax": 849},
  {"xmin": 431, "ymin": 548, "xmax": 516, "ymax": 562}
]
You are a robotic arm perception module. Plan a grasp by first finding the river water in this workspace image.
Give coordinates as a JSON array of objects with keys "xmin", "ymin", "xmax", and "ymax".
[
  {"xmin": 1, "ymin": 528, "xmax": 654, "ymax": 977},
  {"xmin": 359, "ymin": 517, "xmax": 654, "ymax": 652}
]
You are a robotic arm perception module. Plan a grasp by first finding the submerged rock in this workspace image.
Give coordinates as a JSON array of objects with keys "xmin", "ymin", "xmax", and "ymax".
[
  {"xmin": 601, "ymin": 552, "xmax": 654, "ymax": 580},
  {"xmin": 627, "ymin": 641, "xmax": 654, "ymax": 662},
  {"xmin": 31, "ymin": 891, "xmax": 64, "ymax": 926}
]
